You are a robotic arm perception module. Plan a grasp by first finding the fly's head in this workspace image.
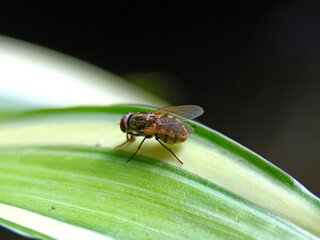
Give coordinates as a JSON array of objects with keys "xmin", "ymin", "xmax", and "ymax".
[{"xmin": 120, "ymin": 112, "xmax": 133, "ymax": 133}]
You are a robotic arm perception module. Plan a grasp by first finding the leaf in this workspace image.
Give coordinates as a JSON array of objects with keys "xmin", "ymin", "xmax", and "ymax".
[
  {"xmin": 0, "ymin": 35, "xmax": 167, "ymax": 114},
  {"xmin": 0, "ymin": 106, "xmax": 319, "ymax": 239}
]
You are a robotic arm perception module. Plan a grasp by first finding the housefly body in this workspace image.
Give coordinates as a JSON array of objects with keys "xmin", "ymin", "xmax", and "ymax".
[{"xmin": 117, "ymin": 105, "xmax": 204, "ymax": 164}]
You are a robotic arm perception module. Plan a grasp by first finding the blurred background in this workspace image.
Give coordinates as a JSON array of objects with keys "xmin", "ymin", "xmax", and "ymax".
[{"xmin": 0, "ymin": 1, "xmax": 319, "ymax": 238}]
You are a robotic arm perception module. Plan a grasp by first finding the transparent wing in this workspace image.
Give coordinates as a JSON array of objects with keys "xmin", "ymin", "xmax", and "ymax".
[
  {"xmin": 154, "ymin": 116, "xmax": 195, "ymax": 134},
  {"xmin": 141, "ymin": 122, "xmax": 194, "ymax": 135},
  {"xmin": 154, "ymin": 105, "xmax": 204, "ymax": 120},
  {"xmin": 183, "ymin": 123, "xmax": 194, "ymax": 134}
]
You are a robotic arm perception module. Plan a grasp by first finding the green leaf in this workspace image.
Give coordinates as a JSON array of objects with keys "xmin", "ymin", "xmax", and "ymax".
[{"xmin": 0, "ymin": 106, "xmax": 319, "ymax": 239}]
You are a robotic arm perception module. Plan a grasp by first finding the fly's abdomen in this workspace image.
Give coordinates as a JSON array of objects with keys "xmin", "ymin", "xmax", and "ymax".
[
  {"xmin": 156, "ymin": 132, "xmax": 187, "ymax": 144},
  {"xmin": 154, "ymin": 121, "xmax": 188, "ymax": 144},
  {"xmin": 142, "ymin": 114, "xmax": 189, "ymax": 144}
]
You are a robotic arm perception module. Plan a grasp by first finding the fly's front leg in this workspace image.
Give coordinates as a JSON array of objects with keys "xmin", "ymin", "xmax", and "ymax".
[
  {"xmin": 116, "ymin": 133, "xmax": 130, "ymax": 148},
  {"xmin": 116, "ymin": 133, "xmax": 137, "ymax": 148}
]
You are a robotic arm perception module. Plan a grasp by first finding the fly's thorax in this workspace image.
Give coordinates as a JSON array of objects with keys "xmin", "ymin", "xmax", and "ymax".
[{"xmin": 127, "ymin": 112, "xmax": 152, "ymax": 133}]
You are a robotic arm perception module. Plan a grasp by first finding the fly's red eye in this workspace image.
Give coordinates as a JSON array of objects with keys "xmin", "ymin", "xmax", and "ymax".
[{"xmin": 120, "ymin": 118, "xmax": 126, "ymax": 132}]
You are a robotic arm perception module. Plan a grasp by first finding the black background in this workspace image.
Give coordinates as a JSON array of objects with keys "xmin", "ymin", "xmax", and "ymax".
[{"xmin": 1, "ymin": 1, "xmax": 320, "ymax": 239}]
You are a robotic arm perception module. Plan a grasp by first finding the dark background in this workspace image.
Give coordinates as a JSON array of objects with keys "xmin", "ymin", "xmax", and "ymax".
[{"xmin": 1, "ymin": 1, "xmax": 319, "ymax": 239}]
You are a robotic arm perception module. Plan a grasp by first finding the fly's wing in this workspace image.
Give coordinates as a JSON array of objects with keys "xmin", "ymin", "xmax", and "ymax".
[
  {"xmin": 141, "ymin": 125, "xmax": 187, "ymax": 136},
  {"xmin": 153, "ymin": 105, "xmax": 204, "ymax": 120},
  {"xmin": 183, "ymin": 123, "xmax": 194, "ymax": 134},
  {"xmin": 141, "ymin": 117, "xmax": 194, "ymax": 135},
  {"xmin": 141, "ymin": 123, "xmax": 192, "ymax": 136}
]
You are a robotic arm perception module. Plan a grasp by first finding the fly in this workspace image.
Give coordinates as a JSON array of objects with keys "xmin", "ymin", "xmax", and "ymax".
[{"xmin": 117, "ymin": 105, "xmax": 204, "ymax": 164}]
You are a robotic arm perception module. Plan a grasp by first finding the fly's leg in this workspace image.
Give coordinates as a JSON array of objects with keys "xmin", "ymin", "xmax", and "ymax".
[
  {"xmin": 155, "ymin": 138, "xmax": 183, "ymax": 165},
  {"xmin": 116, "ymin": 133, "xmax": 136, "ymax": 148},
  {"xmin": 116, "ymin": 141, "xmax": 129, "ymax": 149},
  {"xmin": 116, "ymin": 140, "xmax": 129, "ymax": 149},
  {"xmin": 126, "ymin": 137, "xmax": 147, "ymax": 163}
]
